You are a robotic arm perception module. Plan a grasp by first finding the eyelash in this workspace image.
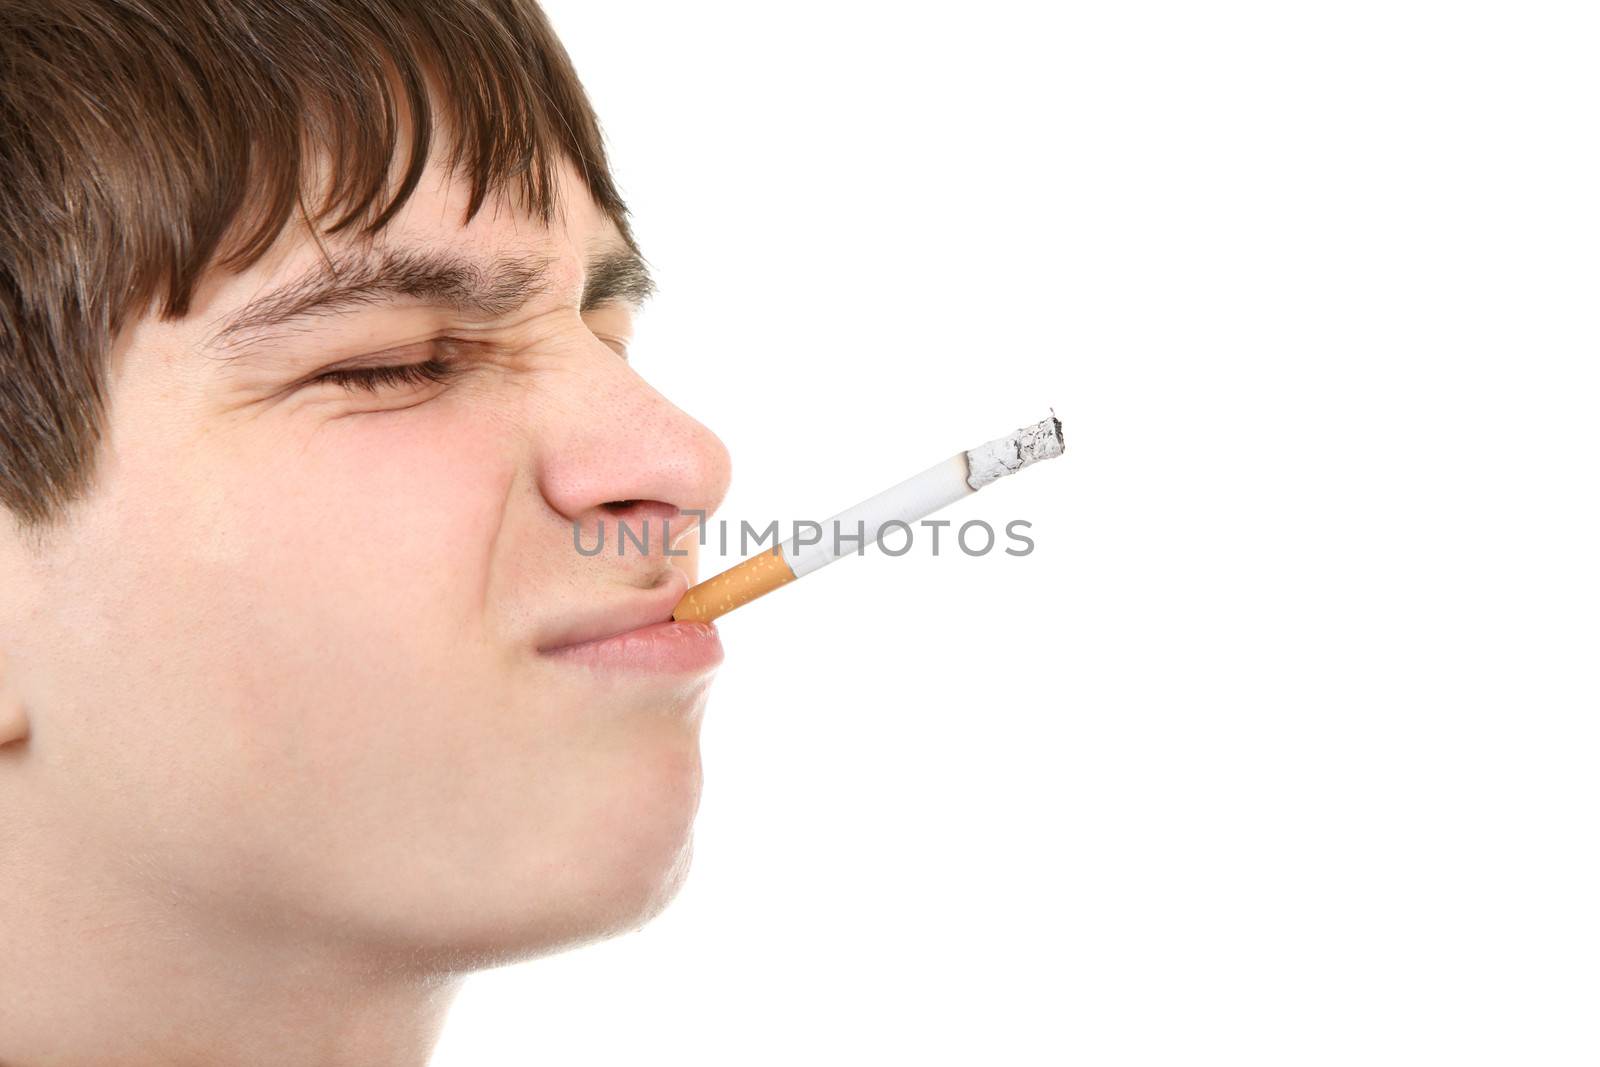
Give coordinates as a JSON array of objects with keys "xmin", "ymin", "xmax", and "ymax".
[
  {"xmin": 314, "ymin": 357, "xmax": 460, "ymax": 395},
  {"xmin": 312, "ymin": 324, "xmax": 627, "ymax": 396}
]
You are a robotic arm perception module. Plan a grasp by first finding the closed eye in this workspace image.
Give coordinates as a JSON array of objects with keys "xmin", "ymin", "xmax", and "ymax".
[{"xmin": 313, "ymin": 357, "xmax": 461, "ymax": 395}]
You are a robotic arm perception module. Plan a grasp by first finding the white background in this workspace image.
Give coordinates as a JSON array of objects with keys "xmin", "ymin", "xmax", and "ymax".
[{"xmin": 433, "ymin": 1, "xmax": 1598, "ymax": 1063}]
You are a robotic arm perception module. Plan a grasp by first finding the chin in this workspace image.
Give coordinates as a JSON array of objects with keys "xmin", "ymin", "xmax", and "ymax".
[
  {"xmin": 571, "ymin": 735, "xmax": 705, "ymax": 940},
  {"xmin": 397, "ymin": 734, "xmax": 705, "ymax": 973},
  {"xmin": 580, "ymin": 822, "xmax": 699, "ymax": 944}
]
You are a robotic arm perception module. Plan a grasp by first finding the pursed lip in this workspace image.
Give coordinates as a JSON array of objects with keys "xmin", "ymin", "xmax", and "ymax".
[{"xmin": 535, "ymin": 571, "xmax": 693, "ymax": 653}]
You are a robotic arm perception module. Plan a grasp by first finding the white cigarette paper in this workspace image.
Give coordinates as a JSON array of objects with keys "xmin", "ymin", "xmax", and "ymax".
[{"xmin": 672, "ymin": 411, "xmax": 1065, "ymax": 623}]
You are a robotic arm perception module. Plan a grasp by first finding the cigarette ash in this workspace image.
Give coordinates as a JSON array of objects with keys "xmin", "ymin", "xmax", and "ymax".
[{"xmin": 964, "ymin": 410, "xmax": 1066, "ymax": 490}]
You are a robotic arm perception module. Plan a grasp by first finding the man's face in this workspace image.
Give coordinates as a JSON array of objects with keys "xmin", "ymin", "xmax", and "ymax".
[{"xmin": 0, "ymin": 151, "xmax": 731, "ymax": 963}]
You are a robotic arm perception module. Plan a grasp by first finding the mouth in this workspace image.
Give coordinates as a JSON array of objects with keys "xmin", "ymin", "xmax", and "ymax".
[
  {"xmin": 540, "ymin": 618, "xmax": 724, "ymax": 674},
  {"xmin": 536, "ymin": 574, "xmax": 724, "ymax": 674}
]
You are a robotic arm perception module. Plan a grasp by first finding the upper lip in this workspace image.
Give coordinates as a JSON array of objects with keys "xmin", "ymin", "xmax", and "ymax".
[{"xmin": 536, "ymin": 571, "xmax": 694, "ymax": 652}]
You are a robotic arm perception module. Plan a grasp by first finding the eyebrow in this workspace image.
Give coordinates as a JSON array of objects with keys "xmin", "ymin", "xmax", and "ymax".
[{"xmin": 205, "ymin": 242, "xmax": 657, "ymax": 356}]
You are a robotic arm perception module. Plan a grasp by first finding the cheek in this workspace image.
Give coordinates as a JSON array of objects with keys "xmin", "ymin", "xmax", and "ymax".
[
  {"xmin": 23, "ymin": 409, "xmax": 509, "ymax": 880},
  {"xmin": 84, "ymin": 410, "xmax": 514, "ymax": 773},
  {"xmin": 90, "ymin": 414, "xmax": 516, "ymax": 862},
  {"xmin": 249, "ymin": 411, "xmax": 511, "ymax": 628},
  {"xmin": 275, "ymin": 412, "xmax": 508, "ymax": 585},
  {"xmin": 215, "ymin": 411, "xmax": 514, "ymax": 741}
]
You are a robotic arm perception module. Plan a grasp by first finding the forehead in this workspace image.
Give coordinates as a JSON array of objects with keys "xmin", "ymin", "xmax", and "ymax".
[{"xmin": 183, "ymin": 150, "xmax": 619, "ymax": 332}]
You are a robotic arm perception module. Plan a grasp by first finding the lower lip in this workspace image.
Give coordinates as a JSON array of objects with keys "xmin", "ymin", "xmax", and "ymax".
[{"xmin": 541, "ymin": 620, "xmax": 724, "ymax": 674}]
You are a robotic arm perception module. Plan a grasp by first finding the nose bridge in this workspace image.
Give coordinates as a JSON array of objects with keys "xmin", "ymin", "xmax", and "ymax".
[{"xmin": 535, "ymin": 349, "xmax": 731, "ymax": 528}]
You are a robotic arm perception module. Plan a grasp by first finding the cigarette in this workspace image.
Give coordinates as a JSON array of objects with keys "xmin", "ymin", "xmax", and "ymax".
[{"xmin": 671, "ymin": 411, "xmax": 1065, "ymax": 623}]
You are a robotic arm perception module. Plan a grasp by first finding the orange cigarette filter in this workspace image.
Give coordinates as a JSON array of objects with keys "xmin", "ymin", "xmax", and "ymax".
[{"xmin": 672, "ymin": 546, "xmax": 796, "ymax": 624}]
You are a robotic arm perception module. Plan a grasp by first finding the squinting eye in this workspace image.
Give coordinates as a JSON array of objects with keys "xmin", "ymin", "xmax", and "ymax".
[{"xmin": 314, "ymin": 358, "xmax": 460, "ymax": 395}]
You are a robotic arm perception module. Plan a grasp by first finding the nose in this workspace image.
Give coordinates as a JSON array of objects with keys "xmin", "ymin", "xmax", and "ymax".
[{"xmin": 535, "ymin": 353, "xmax": 732, "ymax": 565}]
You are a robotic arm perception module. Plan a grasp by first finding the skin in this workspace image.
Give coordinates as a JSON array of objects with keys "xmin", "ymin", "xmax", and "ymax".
[{"xmin": 0, "ymin": 144, "xmax": 732, "ymax": 1064}]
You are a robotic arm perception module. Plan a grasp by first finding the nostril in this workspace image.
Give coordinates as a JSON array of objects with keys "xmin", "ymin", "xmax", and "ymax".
[{"xmin": 602, "ymin": 500, "xmax": 640, "ymax": 513}]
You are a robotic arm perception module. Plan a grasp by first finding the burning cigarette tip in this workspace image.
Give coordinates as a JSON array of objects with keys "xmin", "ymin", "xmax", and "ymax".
[{"xmin": 964, "ymin": 411, "xmax": 1066, "ymax": 490}]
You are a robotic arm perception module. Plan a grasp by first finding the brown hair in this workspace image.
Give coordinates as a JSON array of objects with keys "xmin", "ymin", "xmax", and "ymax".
[{"xmin": 0, "ymin": 0, "xmax": 636, "ymax": 532}]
